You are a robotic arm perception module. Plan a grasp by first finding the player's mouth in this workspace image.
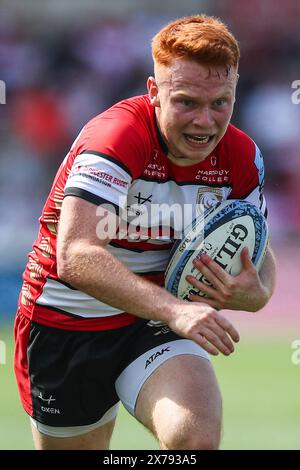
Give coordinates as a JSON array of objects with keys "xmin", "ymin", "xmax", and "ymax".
[{"xmin": 184, "ymin": 134, "xmax": 215, "ymax": 147}]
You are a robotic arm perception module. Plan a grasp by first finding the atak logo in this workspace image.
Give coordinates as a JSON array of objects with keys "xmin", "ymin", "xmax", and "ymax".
[{"xmin": 145, "ymin": 347, "xmax": 170, "ymax": 369}]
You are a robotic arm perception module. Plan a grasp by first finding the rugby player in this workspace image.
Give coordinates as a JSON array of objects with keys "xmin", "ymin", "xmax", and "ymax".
[{"xmin": 14, "ymin": 15, "xmax": 276, "ymax": 450}]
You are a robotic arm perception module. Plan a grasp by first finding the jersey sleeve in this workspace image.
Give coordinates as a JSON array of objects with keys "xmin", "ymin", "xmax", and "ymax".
[
  {"xmin": 64, "ymin": 151, "xmax": 132, "ymax": 213},
  {"xmin": 229, "ymin": 135, "xmax": 267, "ymax": 217},
  {"xmin": 64, "ymin": 100, "xmax": 152, "ymax": 212}
]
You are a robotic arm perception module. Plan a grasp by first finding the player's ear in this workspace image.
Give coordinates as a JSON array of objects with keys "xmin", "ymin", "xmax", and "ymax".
[{"xmin": 147, "ymin": 76, "xmax": 160, "ymax": 107}]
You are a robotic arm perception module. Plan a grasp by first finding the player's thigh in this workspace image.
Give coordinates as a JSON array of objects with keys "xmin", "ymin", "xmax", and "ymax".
[
  {"xmin": 31, "ymin": 418, "xmax": 116, "ymax": 450},
  {"xmin": 135, "ymin": 354, "xmax": 222, "ymax": 449}
]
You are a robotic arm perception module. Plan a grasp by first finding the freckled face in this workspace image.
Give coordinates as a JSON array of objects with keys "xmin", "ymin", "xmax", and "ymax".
[{"xmin": 148, "ymin": 59, "xmax": 238, "ymax": 166}]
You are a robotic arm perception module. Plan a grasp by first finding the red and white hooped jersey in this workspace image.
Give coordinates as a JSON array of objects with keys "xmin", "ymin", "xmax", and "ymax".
[{"xmin": 19, "ymin": 95, "xmax": 266, "ymax": 331}]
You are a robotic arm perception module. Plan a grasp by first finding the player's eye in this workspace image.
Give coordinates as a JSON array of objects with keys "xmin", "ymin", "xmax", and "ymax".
[
  {"xmin": 213, "ymin": 98, "xmax": 227, "ymax": 107},
  {"xmin": 180, "ymin": 99, "xmax": 194, "ymax": 107}
]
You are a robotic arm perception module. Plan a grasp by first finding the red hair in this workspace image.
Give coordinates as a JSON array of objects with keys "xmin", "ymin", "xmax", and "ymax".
[{"xmin": 152, "ymin": 15, "xmax": 240, "ymax": 70}]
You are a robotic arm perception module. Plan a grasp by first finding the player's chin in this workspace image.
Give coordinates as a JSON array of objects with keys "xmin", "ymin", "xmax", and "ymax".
[
  {"xmin": 184, "ymin": 147, "xmax": 212, "ymax": 162},
  {"xmin": 183, "ymin": 137, "xmax": 216, "ymax": 158}
]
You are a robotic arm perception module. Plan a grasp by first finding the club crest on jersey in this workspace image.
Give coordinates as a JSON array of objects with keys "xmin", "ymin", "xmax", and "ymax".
[{"xmin": 196, "ymin": 186, "xmax": 225, "ymax": 213}]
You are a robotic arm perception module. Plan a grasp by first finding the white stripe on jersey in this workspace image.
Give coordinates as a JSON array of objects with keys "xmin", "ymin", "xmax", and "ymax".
[
  {"xmin": 106, "ymin": 243, "xmax": 170, "ymax": 274},
  {"xmin": 65, "ymin": 153, "xmax": 132, "ymax": 209},
  {"xmin": 36, "ymin": 243, "xmax": 169, "ymax": 317},
  {"xmin": 125, "ymin": 179, "xmax": 231, "ymax": 233},
  {"xmin": 36, "ymin": 277, "xmax": 123, "ymax": 318}
]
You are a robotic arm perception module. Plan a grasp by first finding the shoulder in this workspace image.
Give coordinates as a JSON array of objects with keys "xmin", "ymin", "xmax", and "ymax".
[
  {"xmin": 222, "ymin": 124, "xmax": 264, "ymax": 179},
  {"xmin": 73, "ymin": 95, "xmax": 155, "ymax": 179},
  {"xmin": 80, "ymin": 95, "xmax": 153, "ymax": 142},
  {"xmin": 222, "ymin": 123, "xmax": 256, "ymax": 156}
]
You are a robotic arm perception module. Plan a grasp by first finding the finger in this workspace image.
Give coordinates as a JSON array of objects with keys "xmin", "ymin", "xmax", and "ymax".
[
  {"xmin": 209, "ymin": 322, "xmax": 236, "ymax": 353},
  {"xmin": 214, "ymin": 314, "xmax": 240, "ymax": 343},
  {"xmin": 240, "ymin": 247, "xmax": 256, "ymax": 271},
  {"xmin": 186, "ymin": 275, "xmax": 220, "ymax": 299},
  {"xmin": 199, "ymin": 254, "xmax": 233, "ymax": 284},
  {"xmin": 192, "ymin": 258, "xmax": 225, "ymax": 289},
  {"xmin": 199, "ymin": 327, "xmax": 234, "ymax": 356},
  {"xmin": 192, "ymin": 333, "xmax": 219, "ymax": 356}
]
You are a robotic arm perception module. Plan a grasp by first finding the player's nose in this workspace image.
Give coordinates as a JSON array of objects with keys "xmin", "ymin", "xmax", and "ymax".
[{"xmin": 192, "ymin": 106, "xmax": 214, "ymax": 128}]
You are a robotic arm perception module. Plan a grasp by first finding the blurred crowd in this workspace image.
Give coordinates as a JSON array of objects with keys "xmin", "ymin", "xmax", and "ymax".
[{"xmin": 0, "ymin": 2, "xmax": 300, "ymax": 272}]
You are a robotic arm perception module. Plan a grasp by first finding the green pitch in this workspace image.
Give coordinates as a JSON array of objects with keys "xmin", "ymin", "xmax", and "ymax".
[{"xmin": 1, "ymin": 326, "xmax": 299, "ymax": 450}]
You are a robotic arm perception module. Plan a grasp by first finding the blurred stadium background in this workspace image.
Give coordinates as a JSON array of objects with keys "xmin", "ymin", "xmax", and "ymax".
[{"xmin": 0, "ymin": 0, "xmax": 300, "ymax": 450}]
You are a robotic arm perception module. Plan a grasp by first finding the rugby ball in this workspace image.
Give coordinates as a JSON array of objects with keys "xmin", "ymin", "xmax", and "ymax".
[{"xmin": 164, "ymin": 199, "xmax": 268, "ymax": 300}]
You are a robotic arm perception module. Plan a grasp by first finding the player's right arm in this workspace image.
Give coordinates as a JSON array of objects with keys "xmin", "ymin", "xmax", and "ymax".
[{"xmin": 56, "ymin": 195, "xmax": 239, "ymax": 356}]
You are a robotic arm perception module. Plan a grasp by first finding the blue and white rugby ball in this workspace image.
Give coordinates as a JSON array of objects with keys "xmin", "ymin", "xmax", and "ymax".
[{"xmin": 165, "ymin": 200, "xmax": 269, "ymax": 300}]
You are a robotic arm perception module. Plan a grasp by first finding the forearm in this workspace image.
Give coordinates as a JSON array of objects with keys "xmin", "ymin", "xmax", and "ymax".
[
  {"xmin": 259, "ymin": 244, "xmax": 277, "ymax": 299},
  {"xmin": 54, "ymin": 197, "xmax": 240, "ymax": 356},
  {"xmin": 57, "ymin": 241, "xmax": 181, "ymax": 322}
]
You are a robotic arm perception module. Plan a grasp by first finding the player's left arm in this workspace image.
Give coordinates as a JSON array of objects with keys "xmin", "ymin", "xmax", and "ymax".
[
  {"xmin": 187, "ymin": 243, "xmax": 276, "ymax": 312},
  {"xmin": 256, "ymin": 243, "xmax": 276, "ymax": 302}
]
